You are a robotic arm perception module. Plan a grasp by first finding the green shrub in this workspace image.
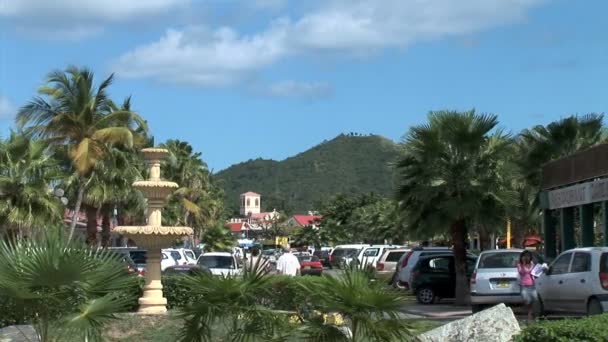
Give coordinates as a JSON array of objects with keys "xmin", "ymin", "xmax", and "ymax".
[{"xmin": 515, "ymin": 314, "xmax": 608, "ymax": 342}]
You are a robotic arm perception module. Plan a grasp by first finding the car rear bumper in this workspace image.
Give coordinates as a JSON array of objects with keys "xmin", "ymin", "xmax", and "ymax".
[
  {"xmin": 470, "ymin": 292, "xmax": 523, "ymax": 305},
  {"xmin": 301, "ymin": 269, "xmax": 323, "ymax": 276}
]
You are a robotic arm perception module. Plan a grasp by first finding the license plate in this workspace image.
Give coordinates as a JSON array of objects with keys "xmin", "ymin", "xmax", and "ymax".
[
  {"xmin": 497, "ymin": 281, "xmax": 510, "ymax": 288},
  {"xmin": 304, "ymin": 266, "xmax": 310, "ymax": 270}
]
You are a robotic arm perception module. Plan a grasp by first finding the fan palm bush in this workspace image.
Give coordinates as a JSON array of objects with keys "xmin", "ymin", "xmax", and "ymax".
[
  {"xmin": 297, "ymin": 267, "xmax": 412, "ymax": 342},
  {"xmin": 0, "ymin": 228, "xmax": 139, "ymax": 341},
  {"xmin": 178, "ymin": 261, "xmax": 289, "ymax": 342}
]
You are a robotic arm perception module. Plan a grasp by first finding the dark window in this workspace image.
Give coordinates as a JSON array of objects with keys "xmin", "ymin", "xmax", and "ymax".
[
  {"xmin": 570, "ymin": 252, "xmax": 591, "ymax": 273},
  {"xmin": 332, "ymin": 248, "xmax": 361, "ymax": 258},
  {"xmin": 386, "ymin": 251, "xmax": 406, "ymax": 262},
  {"xmin": 362, "ymin": 248, "xmax": 380, "ymax": 257},
  {"xmin": 426, "ymin": 257, "xmax": 451, "ymax": 273},
  {"xmin": 601, "ymin": 253, "xmax": 608, "ymax": 273},
  {"xmin": 255, "ymin": 199, "xmax": 259, "ymax": 207},
  {"xmin": 550, "ymin": 252, "xmax": 572, "ymax": 275},
  {"xmin": 198, "ymin": 255, "xmax": 234, "ymax": 269},
  {"xmin": 170, "ymin": 251, "xmax": 182, "ymax": 260},
  {"xmin": 478, "ymin": 252, "xmax": 520, "ymax": 269},
  {"xmin": 129, "ymin": 251, "xmax": 147, "ymax": 264},
  {"xmin": 466, "ymin": 258, "xmax": 477, "ymax": 272},
  {"xmin": 247, "ymin": 198, "xmax": 250, "ymax": 206}
]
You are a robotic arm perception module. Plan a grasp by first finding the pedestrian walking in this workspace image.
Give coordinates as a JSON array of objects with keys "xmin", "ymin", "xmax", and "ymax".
[
  {"xmin": 518, "ymin": 250, "xmax": 537, "ymax": 321},
  {"xmin": 276, "ymin": 246, "xmax": 301, "ymax": 277}
]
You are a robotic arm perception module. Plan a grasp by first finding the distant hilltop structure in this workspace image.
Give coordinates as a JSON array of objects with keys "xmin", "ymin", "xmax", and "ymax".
[{"xmin": 225, "ymin": 191, "xmax": 321, "ymax": 235}]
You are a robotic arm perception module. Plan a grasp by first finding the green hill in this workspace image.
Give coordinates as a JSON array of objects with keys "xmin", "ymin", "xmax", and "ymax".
[{"xmin": 215, "ymin": 134, "xmax": 401, "ymax": 214}]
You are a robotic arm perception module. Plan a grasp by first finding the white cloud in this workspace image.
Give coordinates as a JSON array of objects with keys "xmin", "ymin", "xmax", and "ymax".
[
  {"xmin": 1, "ymin": 0, "xmax": 189, "ymax": 39},
  {"xmin": 115, "ymin": 24, "xmax": 290, "ymax": 86},
  {"xmin": 114, "ymin": 0, "xmax": 546, "ymax": 87},
  {"xmin": 262, "ymin": 81, "xmax": 333, "ymax": 98},
  {"xmin": 0, "ymin": 95, "xmax": 16, "ymax": 120}
]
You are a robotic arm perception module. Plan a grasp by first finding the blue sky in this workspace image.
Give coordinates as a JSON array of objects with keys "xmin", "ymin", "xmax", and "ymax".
[{"xmin": 1, "ymin": 0, "xmax": 607, "ymax": 171}]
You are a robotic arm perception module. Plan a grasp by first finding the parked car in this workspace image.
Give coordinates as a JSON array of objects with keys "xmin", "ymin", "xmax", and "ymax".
[
  {"xmin": 298, "ymin": 255, "xmax": 323, "ymax": 276},
  {"xmin": 164, "ymin": 264, "xmax": 212, "ymax": 276},
  {"xmin": 536, "ymin": 247, "xmax": 608, "ymax": 316},
  {"xmin": 313, "ymin": 249, "xmax": 332, "ymax": 268},
  {"xmin": 375, "ymin": 248, "xmax": 410, "ymax": 284},
  {"xmin": 330, "ymin": 244, "xmax": 403, "ymax": 269},
  {"xmin": 411, "ymin": 254, "xmax": 477, "ymax": 304},
  {"xmin": 164, "ymin": 248, "xmax": 197, "ymax": 265},
  {"xmin": 395, "ymin": 247, "xmax": 476, "ymax": 290},
  {"xmin": 470, "ymin": 249, "xmax": 544, "ymax": 312},
  {"xmin": 197, "ymin": 252, "xmax": 242, "ymax": 277},
  {"xmin": 330, "ymin": 245, "xmax": 365, "ymax": 268}
]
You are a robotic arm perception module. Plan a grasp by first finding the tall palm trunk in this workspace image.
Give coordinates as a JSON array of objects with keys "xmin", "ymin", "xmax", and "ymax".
[
  {"xmin": 85, "ymin": 205, "xmax": 98, "ymax": 245},
  {"xmin": 478, "ymin": 226, "xmax": 490, "ymax": 251},
  {"xmin": 451, "ymin": 219, "xmax": 469, "ymax": 306},
  {"xmin": 68, "ymin": 183, "xmax": 86, "ymax": 241},
  {"xmin": 101, "ymin": 205, "xmax": 112, "ymax": 248}
]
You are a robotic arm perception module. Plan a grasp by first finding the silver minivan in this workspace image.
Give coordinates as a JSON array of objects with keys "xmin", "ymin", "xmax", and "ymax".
[
  {"xmin": 536, "ymin": 247, "xmax": 608, "ymax": 315},
  {"xmin": 470, "ymin": 249, "xmax": 542, "ymax": 312}
]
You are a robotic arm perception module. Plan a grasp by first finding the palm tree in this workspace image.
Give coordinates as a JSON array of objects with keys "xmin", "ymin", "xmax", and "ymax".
[
  {"xmin": 201, "ymin": 223, "xmax": 236, "ymax": 252},
  {"xmin": 396, "ymin": 110, "xmax": 515, "ymax": 305},
  {"xmin": 162, "ymin": 140, "xmax": 225, "ymax": 243},
  {"xmin": 82, "ymin": 146, "xmax": 145, "ymax": 246},
  {"xmin": 17, "ymin": 66, "xmax": 147, "ymax": 242},
  {"xmin": 518, "ymin": 114, "xmax": 605, "ymax": 188},
  {"xmin": 511, "ymin": 114, "xmax": 605, "ymax": 247},
  {"xmin": 0, "ymin": 132, "xmax": 63, "ymax": 238},
  {"xmin": 0, "ymin": 227, "xmax": 138, "ymax": 341}
]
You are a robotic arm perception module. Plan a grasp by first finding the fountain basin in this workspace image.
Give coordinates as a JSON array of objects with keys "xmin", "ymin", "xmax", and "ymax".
[
  {"xmin": 114, "ymin": 226, "xmax": 193, "ymax": 249},
  {"xmin": 133, "ymin": 180, "xmax": 179, "ymax": 200}
]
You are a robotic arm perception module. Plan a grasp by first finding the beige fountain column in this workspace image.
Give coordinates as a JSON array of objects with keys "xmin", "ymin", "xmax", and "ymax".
[{"xmin": 113, "ymin": 148, "xmax": 193, "ymax": 315}]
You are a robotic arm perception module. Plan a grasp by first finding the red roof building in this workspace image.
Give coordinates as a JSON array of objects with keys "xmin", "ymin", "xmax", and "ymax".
[{"xmin": 288, "ymin": 215, "xmax": 322, "ymax": 227}]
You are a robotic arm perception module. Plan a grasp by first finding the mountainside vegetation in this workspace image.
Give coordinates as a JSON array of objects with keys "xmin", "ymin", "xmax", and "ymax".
[{"xmin": 215, "ymin": 134, "xmax": 401, "ymax": 214}]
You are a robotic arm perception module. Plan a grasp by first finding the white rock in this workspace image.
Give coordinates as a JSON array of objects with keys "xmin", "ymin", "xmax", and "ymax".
[
  {"xmin": 0, "ymin": 325, "xmax": 38, "ymax": 342},
  {"xmin": 418, "ymin": 304, "xmax": 520, "ymax": 342}
]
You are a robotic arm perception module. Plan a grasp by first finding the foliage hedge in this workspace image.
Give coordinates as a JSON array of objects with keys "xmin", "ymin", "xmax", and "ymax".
[
  {"xmin": 515, "ymin": 314, "xmax": 608, "ymax": 342},
  {"xmin": 0, "ymin": 275, "xmax": 320, "ymax": 328}
]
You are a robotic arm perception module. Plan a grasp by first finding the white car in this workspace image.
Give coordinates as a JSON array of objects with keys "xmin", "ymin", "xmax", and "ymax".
[
  {"xmin": 197, "ymin": 252, "xmax": 242, "ymax": 277},
  {"xmin": 470, "ymin": 249, "xmax": 544, "ymax": 312},
  {"xmin": 164, "ymin": 248, "xmax": 197, "ymax": 265},
  {"xmin": 330, "ymin": 244, "xmax": 402, "ymax": 269},
  {"xmin": 536, "ymin": 247, "xmax": 608, "ymax": 315},
  {"xmin": 161, "ymin": 251, "xmax": 178, "ymax": 271}
]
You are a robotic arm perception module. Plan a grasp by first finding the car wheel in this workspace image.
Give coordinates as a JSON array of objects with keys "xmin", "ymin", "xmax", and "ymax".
[
  {"xmin": 416, "ymin": 287, "xmax": 436, "ymax": 305},
  {"xmin": 587, "ymin": 298, "xmax": 603, "ymax": 316}
]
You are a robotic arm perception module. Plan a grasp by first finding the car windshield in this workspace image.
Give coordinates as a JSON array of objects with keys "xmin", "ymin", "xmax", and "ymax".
[
  {"xmin": 478, "ymin": 252, "xmax": 520, "ymax": 269},
  {"xmin": 262, "ymin": 250, "xmax": 274, "ymax": 256},
  {"xmin": 332, "ymin": 248, "xmax": 361, "ymax": 258},
  {"xmin": 198, "ymin": 255, "xmax": 234, "ymax": 269}
]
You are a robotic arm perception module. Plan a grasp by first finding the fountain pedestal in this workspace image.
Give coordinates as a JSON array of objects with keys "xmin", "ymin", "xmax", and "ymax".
[{"xmin": 113, "ymin": 148, "xmax": 193, "ymax": 315}]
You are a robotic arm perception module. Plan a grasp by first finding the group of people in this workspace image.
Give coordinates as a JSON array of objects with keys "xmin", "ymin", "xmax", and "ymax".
[{"xmin": 246, "ymin": 245, "xmax": 301, "ymax": 277}]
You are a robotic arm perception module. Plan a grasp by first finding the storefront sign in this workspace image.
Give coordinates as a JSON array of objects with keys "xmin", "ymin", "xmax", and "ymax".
[{"xmin": 548, "ymin": 178, "xmax": 608, "ymax": 209}]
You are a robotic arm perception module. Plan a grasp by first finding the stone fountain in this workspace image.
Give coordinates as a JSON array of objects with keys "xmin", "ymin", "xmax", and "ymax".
[{"xmin": 113, "ymin": 148, "xmax": 193, "ymax": 314}]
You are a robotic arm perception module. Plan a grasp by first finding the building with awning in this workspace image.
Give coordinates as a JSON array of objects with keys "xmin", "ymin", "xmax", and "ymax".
[{"xmin": 539, "ymin": 144, "xmax": 608, "ymax": 258}]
